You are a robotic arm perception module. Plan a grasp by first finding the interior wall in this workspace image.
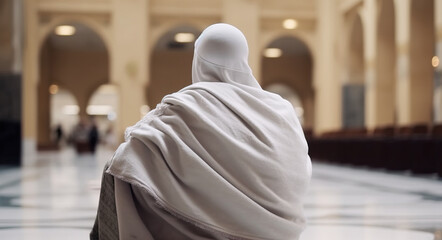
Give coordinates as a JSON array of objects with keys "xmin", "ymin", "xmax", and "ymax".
[
  {"xmin": 0, "ymin": 0, "xmax": 13, "ymax": 72},
  {"xmin": 375, "ymin": 0, "xmax": 396, "ymax": 127},
  {"xmin": 148, "ymin": 50, "xmax": 193, "ymax": 108},
  {"xmin": 262, "ymin": 55, "xmax": 314, "ymax": 128},
  {"xmin": 409, "ymin": 0, "xmax": 435, "ymax": 124}
]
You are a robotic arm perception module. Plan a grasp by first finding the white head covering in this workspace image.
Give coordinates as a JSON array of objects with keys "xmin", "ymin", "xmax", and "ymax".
[
  {"xmin": 192, "ymin": 23, "xmax": 261, "ymax": 88},
  {"xmin": 109, "ymin": 23, "xmax": 311, "ymax": 240}
]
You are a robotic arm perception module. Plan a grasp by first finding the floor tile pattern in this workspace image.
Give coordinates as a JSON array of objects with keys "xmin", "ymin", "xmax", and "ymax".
[{"xmin": 0, "ymin": 147, "xmax": 440, "ymax": 239}]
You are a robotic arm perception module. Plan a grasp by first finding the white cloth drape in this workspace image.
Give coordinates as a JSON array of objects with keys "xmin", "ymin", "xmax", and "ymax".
[{"xmin": 107, "ymin": 23, "xmax": 312, "ymax": 240}]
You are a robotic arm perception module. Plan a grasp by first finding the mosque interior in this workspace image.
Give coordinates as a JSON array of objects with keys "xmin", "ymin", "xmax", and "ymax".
[{"xmin": 0, "ymin": 0, "xmax": 442, "ymax": 239}]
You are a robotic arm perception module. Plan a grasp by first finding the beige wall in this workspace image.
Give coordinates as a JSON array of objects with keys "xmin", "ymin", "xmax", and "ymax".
[
  {"xmin": 262, "ymin": 55, "xmax": 314, "ymax": 128},
  {"xmin": 148, "ymin": 50, "xmax": 193, "ymax": 108},
  {"xmin": 374, "ymin": 0, "xmax": 396, "ymax": 127},
  {"xmin": 409, "ymin": 0, "xmax": 435, "ymax": 124},
  {"xmin": 315, "ymin": 0, "xmax": 342, "ymax": 134},
  {"xmin": 347, "ymin": 14, "xmax": 364, "ymax": 84}
]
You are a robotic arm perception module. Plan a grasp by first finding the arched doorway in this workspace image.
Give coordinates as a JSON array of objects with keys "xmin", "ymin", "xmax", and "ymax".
[
  {"xmin": 50, "ymin": 87, "xmax": 79, "ymax": 145},
  {"xmin": 38, "ymin": 22, "xmax": 109, "ymax": 149},
  {"xmin": 409, "ymin": 0, "xmax": 435, "ymax": 124},
  {"xmin": 261, "ymin": 36, "xmax": 314, "ymax": 130},
  {"xmin": 147, "ymin": 25, "xmax": 201, "ymax": 109},
  {"xmin": 343, "ymin": 13, "xmax": 365, "ymax": 129},
  {"xmin": 265, "ymin": 84, "xmax": 305, "ymax": 125},
  {"xmin": 375, "ymin": 0, "xmax": 396, "ymax": 127},
  {"xmin": 87, "ymin": 84, "xmax": 119, "ymax": 148}
]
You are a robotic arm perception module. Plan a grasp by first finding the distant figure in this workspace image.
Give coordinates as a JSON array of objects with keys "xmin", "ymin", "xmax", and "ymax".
[
  {"xmin": 71, "ymin": 118, "xmax": 90, "ymax": 153},
  {"xmin": 54, "ymin": 124, "xmax": 63, "ymax": 146},
  {"xmin": 91, "ymin": 23, "xmax": 311, "ymax": 240},
  {"xmin": 89, "ymin": 120, "xmax": 99, "ymax": 153}
]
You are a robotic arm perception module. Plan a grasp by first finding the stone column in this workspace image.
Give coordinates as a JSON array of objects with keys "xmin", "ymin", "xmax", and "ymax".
[
  {"xmin": 111, "ymin": 0, "xmax": 149, "ymax": 140},
  {"xmin": 396, "ymin": 0, "xmax": 434, "ymax": 125},
  {"xmin": 363, "ymin": 0, "xmax": 377, "ymax": 130},
  {"xmin": 22, "ymin": 0, "xmax": 39, "ymax": 162},
  {"xmin": 394, "ymin": 0, "xmax": 411, "ymax": 125},
  {"xmin": 222, "ymin": 0, "xmax": 261, "ymax": 82},
  {"xmin": 314, "ymin": 0, "xmax": 342, "ymax": 134}
]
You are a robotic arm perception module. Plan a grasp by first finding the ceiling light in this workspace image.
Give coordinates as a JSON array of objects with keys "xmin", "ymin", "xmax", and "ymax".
[
  {"xmin": 55, "ymin": 25, "xmax": 76, "ymax": 36},
  {"xmin": 49, "ymin": 84, "xmax": 59, "ymax": 95},
  {"xmin": 264, "ymin": 48, "xmax": 282, "ymax": 58},
  {"xmin": 174, "ymin": 33, "xmax": 195, "ymax": 43},
  {"xmin": 283, "ymin": 19, "xmax": 298, "ymax": 29}
]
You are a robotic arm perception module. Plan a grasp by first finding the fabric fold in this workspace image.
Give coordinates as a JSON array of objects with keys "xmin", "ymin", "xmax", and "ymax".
[{"xmin": 101, "ymin": 23, "xmax": 311, "ymax": 240}]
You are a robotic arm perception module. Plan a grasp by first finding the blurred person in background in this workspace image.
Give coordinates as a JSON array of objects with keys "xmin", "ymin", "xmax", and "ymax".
[{"xmin": 89, "ymin": 118, "xmax": 99, "ymax": 153}]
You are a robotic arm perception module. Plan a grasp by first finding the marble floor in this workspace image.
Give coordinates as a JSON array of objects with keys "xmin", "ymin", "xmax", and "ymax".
[{"xmin": 0, "ymin": 146, "xmax": 441, "ymax": 240}]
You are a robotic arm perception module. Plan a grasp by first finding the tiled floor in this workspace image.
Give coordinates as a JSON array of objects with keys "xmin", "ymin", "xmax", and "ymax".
[{"xmin": 0, "ymin": 146, "xmax": 441, "ymax": 239}]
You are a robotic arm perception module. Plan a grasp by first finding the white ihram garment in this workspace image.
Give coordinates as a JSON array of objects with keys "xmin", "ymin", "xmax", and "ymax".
[{"xmin": 106, "ymin": 23, "xmax": 312, "ymax": 240}]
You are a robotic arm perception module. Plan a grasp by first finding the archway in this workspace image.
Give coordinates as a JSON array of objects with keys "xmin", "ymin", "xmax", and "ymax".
[
  {"xmin": 87, "ymin": 84, "xmax": 119, "ymax": 148},
  {"xmin": 265, "ymin": 84, "xmax": 305, "ymax": 125},
  {"xmin": 375, "ymin": 0, "xmax": 396, "ymax": 127},
  {"xmin": 147, "ymin": 25, "xmax": 201, "ymax": 109},
  {"xmin": 38, "ymin": 22, "xmax": 109, "ymax": 149},
  {"xmin": 342, "ymin": 13, "xmax": 365, "ymax": 129},
  {"xmin": 261, "ymin": 36, "xmax": 314, "ymax": 130},
  {"xmin": 50, "ymin": 87, "xmax": 79, "ymax": 145},
  {"xmin": 409, "ymin": 0, "xmax": 435, "ymax": 124}
]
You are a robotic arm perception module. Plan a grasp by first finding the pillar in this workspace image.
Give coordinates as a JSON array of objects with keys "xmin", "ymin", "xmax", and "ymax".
[
  {"xmin": 314, "ymin": 0, "xmax": 342, "ymax": 134},
  {"xmin": 409, "ymin": 0, "xmax": 434, "ymax": 125},
  {"xmin": 363, "ymin": 0, "xmax": 378, "ymax": 130},
  {"xmin": 222, "ymin": 0, "xmax": 261, "ymax": 82},
  {"xmin": 396, "ymin": 0, "xmax": 434, "ymax": 126},
  {"xmin": 112, "ymin": 0, "xmax": 149, "ymax": 140},
  {"xmin": 373, "ymin": 0, "xmax": 397, "ymax": 128},
  {"xmin": 22, "ymin": 0, "xmax": 39, "ymax": 162},
  {"xmin": 395, "ymin": 0, "xmax": 411, "ymax": 125}
]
